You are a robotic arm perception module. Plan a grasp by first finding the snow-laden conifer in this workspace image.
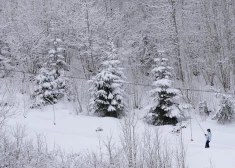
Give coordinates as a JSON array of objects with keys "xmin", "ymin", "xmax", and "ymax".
[
  {"xmin": 146, "ymin": 54, "xmax": 179, "ymax": 125},
  {"xmin": 32, "ymin": 38, "xmax": 66, "ymax": 107},
  {"xmin": 89, "ymin": 44, "xmax": 125, "ymax": 118},
  {"xmin": 213, "ymin": 94, "xmax": 235, "ymax": 124}
]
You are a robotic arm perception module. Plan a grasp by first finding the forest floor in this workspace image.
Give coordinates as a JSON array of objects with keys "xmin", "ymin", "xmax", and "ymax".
[{"xmin": 8, "ymin": 102, "xmax": 235, "ymax": 168}]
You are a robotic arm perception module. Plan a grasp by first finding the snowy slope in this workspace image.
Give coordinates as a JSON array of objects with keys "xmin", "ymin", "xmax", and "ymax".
[
  {"xmin": 182, "ymin": 119, "xmax": 235, "ymax": 168},
  {"xmin": 8, "ymin": 103, "xmax": 235, "ymax": 168}
]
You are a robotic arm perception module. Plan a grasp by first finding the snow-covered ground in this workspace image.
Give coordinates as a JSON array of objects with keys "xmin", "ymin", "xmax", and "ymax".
[
  {"xmin": 182, "ymin": 119, "xmax": 235, "ymax": 168},
  {"xmin": 8, "ymin": 103, "xmax": 235, "ymax": 168}
]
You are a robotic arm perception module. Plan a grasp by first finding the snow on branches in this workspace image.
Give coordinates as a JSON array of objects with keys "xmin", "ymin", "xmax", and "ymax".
[
  {"xmin": 32, "ymin": 38, "xmax": 66, "ymax": 108},
  {"xmin": 213, "ymin": 94, "xmax": 235, "ymax": 124},
  {"xmin": 145, "ymin": 55, "xmax": 179, "ymax": 125},
  {"xmin": 89, "ymin": 44, "xmax": 125, "ymax": 118}
]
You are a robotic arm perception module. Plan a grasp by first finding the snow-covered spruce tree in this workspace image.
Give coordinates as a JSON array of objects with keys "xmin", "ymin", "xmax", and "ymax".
[
  {"xmin": 32, "ymin": 38, "xmax": 67, "ymax": 107},
  {"xmin": 89, "ymin": 45, "xmax": 125, "ymax": 118},
  {"xmin": 213, "ymin": 95, "xmax": 235, "ymax": 124},
  {"xmin": 146, "ymin": 56, "xmax": 179, "ymax": 125}
]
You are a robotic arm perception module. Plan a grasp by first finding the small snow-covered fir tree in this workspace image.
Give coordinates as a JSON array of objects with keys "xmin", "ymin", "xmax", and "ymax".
[
  {"xmin": 89, "ymin": 44, "xmax": 125, "ymax": 118},
  {"xmin": 32, "ymin": 38, "xmax": 66, "ymax": 107},
  {"xmin": 213, "ymin": 95, "xmax": 235, "ymax": 124},
  {"xmin": 146, "ymin": 54, "xmax": 179, "ymax": 125}
]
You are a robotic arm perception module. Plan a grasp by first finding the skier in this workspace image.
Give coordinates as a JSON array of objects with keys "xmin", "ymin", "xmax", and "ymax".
[{"xmin": 205, "ymin": 129, "xmax": 211, "ymax": 148}]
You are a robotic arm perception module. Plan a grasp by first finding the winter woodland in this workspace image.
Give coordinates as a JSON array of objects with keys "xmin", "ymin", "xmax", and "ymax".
[{"xmin": 1, "ymin": 0, "xmax": 235, "ymax": 167}]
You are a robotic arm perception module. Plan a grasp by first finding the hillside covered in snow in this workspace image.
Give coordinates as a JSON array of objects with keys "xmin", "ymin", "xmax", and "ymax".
[{"xmin": 1, "ymin": 0, "xmax": 235, "ymax": 167}]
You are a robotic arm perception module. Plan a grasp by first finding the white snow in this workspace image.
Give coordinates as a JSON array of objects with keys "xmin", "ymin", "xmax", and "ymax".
[
  {"xmin": 108, "ymin": 105, "xmax": 116, "ymax": 111},
  {"xmin": 7, "ymin": 102, "xmax": 235, "ymax": 168},
  {"xmin": 182, "ymin": 119, "xmax": 235, "ymax": 168},
  {"xmin": 9, "ymin": 104, "xmax": 121, "ymax": 153},
  {"xmin": 153, "ymin": 79, "xmax": 172, "ymax": 87}
]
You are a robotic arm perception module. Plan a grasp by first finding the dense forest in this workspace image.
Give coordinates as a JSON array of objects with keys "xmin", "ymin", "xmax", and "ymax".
[{"xmin": 1, "ymin": 0, "xmax": 235, "ymax": 113}]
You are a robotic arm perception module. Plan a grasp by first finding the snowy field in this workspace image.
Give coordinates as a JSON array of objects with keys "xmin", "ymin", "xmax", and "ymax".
[{"xmin": 8, "ymin": 103, "xmax": 235, "ymax": 168}]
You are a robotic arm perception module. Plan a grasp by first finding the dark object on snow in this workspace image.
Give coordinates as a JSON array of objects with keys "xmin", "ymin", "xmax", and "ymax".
[
  {"xmin": 172, "ymin": 127, "xmax": 181, "ymax": 133},
  {"xmin": 95, "ymin": 127, "xmax": 103, "ymax": 132}
]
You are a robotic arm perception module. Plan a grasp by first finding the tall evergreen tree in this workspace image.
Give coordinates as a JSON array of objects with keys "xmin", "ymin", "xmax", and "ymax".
[
  {"xmin": 146, "ymin": 53, "xmax": 179, "ymax": 125},
  {"xmin": 32, "ymin": 38, "xmax": 67, "ymax": 107},
  {"xmin": 89, "ymin": 44, "xmax": 125, "ymax": 118}
]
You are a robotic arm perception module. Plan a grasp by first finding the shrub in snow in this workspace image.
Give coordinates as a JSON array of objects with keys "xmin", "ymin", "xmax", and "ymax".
[
  {"xmin": 0, "ymin": 127, "xmax": 60, "ymax": 167},
  {"xmin": 145, "ymin": 56, "xmax": 179, "ymax": 126},
  {"xmin": 172, "ymin": 121, "xmax": 189, "ymax": 133},
  {"xmin": 0, "ymin": 121, "xmax": 187, "ymax": 168},
  {"xmin": 32, "ymin": 38, "xmax": 66, "ymax": 107},
  {"xmin": 199, "ymin": 101, "xmax": 210, "ymax": 116},
  {"xmin": 213, "ymin": 95, "xmax": 235, "ymax": 124},
  {"xmin": 89, "ymin": 44, "xmax": 125, "ymax": 118}
]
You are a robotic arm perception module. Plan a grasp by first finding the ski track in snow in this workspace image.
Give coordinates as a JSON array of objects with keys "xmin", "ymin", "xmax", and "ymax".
[{"xmin": 8, "ymin": 103, "xmax": 235, "ymax": 168}]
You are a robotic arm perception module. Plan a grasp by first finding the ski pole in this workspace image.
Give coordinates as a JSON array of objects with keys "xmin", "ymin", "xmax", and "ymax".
[{"xmin": 191, "ymin": 112, "xmax": 205, "ymax": 134}]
